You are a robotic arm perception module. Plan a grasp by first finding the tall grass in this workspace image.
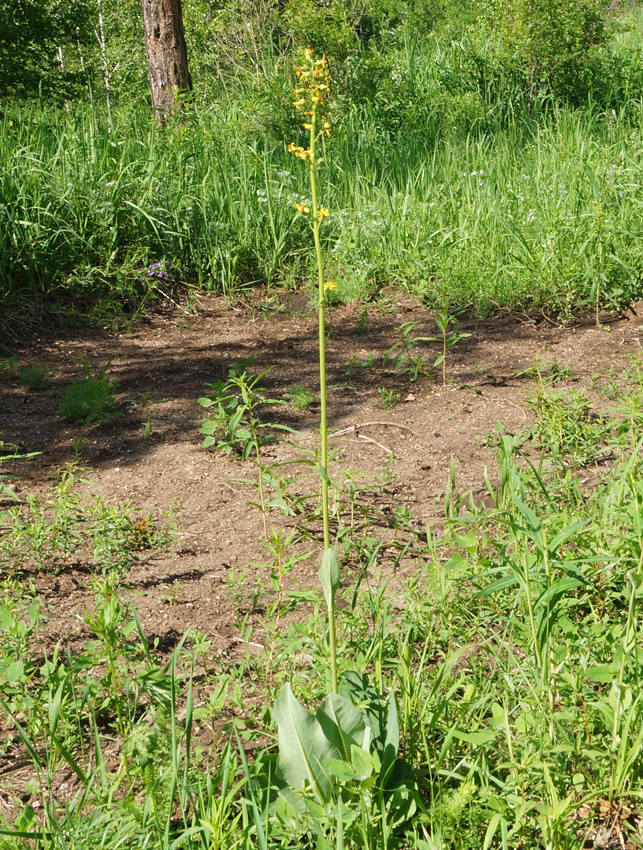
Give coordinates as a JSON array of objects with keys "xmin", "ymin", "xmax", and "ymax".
[{"xmin": 2, "ymin": 25, "xmax": 643, "ymax": 318}]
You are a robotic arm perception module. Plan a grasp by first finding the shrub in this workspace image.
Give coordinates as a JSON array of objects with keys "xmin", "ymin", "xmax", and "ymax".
[{"xmin": 480, "ymin": 0, "xmax": 613, "ymax": 103}]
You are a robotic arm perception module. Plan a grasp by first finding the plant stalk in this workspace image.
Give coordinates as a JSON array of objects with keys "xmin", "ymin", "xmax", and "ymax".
[{"xmin": 309, "ymin": 91, "xmax": 337, "ymax": 693}]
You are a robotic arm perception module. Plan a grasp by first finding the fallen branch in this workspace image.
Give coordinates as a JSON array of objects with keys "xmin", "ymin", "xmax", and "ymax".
[
  {"xmin": 344, "ymin": 434, "xmax": 394, "ymax": 455},
  {"xmin": 329, "ymin": 421, "xmax": 421, "ymax": 439}
]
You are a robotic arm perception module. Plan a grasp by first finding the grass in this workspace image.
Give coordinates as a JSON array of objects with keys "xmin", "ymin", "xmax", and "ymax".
[
  {"xmin": 3, "ymin": 21, "xmax": 643, "ymax": 321},
  {"xmin": 2, "ymin": 366, "xmax": 643, "ymax": 847}
]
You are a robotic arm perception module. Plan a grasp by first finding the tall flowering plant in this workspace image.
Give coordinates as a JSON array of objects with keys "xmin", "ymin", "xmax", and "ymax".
[{"xmin": 288, "ymin": 50, "xmax": 339, "ymax": 693}]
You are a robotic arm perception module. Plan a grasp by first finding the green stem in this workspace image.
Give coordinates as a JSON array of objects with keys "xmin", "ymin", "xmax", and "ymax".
[
  {"xmin": 309, "ymin": 97, "xmax": 337, "ymax": 693},
  {"xmin": 251, "ymin": 422, "xmax": 268, "ymax": 540},
  {"xmin": 309, "ymin": 108, "xmax": 330, "ymax": 553}
]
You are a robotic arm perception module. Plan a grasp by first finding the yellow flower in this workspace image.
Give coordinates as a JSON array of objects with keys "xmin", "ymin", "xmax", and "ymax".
[
  {"xmin": 323, "ymin": 121, "xmax": 331, "ymax": 135},
  {"xmin": 318, "ymin": 207, "xmax": 329, "ymax": 219},
  {"xmin": 294, "ymin": 203, "xmax": 310, "ymax": 214},
  {"xmin": 324, "ymin": 280, "xmax": 337, "ymax": 291}
]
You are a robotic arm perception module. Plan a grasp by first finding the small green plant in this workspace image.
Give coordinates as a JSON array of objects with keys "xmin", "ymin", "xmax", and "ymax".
[
  {"xmin": 527, "ymin": 383, "xmax": 611, "ymax": 466},
  {"xmin": 516, "ymin": 358, "xmax": 573, "ymax": 384},
  {"xmin": 0, "ymin": 465, "xmax": 170, "ymax": 574},
  {"xmin": 384, "ymin": 321, "xmax": 433, "ymax": 382},
  {"xmin": 378, "ymin": 387, "xmax": 402, "ymax": 409},
  {"xmin": 0, "ymin": 580, "xmax": 41, "ymax": 715},
  {"xmin": 346, "ymin": 352, "xmax": 375, "ymax": 376},
  {"xmin": 1, "ymin": 358, "xmax": 51, "ymax": 390},
  {"xmin": 357, "ymin": 307, "xmax": 368, "ymax": 334},
  {"xmin": 283, "ymin": 383, "xmax": 316, "ymax": 412},
  {"xmin": 0, "ymin": 356, "xmax": 20, "ymax": 378},
  {"xmin": 198, "ymin": 359, "xmax": 294, "ymax": 536},
  {"xmin": 430, "ymin": 305, "xmax": 472, "ymax": 386},
  {"xmin": 59, "ymin": 361, "xmax": 118, "ymax": 423},
  {"xmin": 252, "ymin": 529, "xmax": 312, "ymax": 682},
  {"xmin": 160, "ymin": 580, "xmax": 183, "ymax": 606},
  {"xmin": 19, "ymin": 365, "xmax": 51, "ymax": 391},
  {"xmin": 131, "ymin": 392, "xmax": 163, "ymax": 437},
  {"xmin": 198, "ymin": 360, "xmax": 285, "ymax": 458}
]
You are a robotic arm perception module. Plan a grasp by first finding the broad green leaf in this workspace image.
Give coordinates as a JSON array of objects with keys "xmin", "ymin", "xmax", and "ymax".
[
  {"xmin": 49, "ymin": 681, "xmax": 64, "ymax": 736},
  {"xmin": 316, "ymin": 692, "xmax": 366, "ymax": 761},
  {"xmin": 339, "ymin": 673, "xmax": 385, "ymax": 747},
  {"xmin": 318, "ymin": 549, "xmax": 340, "ymax": 610},
  {"xmin": 273, "ymin": 684, "xmax": 339, "ymax": 804},
  {"xmin": 587, "ymin": 664, "xmax": 617, "ymax": 683},
  {"xmin": 534, "ymin": 577, "xmax": 582, "ymax": 610},
  {"xmin": 475, "ymin": 574, "xmax": 520, "ymax": 598},
  {"xmin": 444, "ymin": 554, "xmax": 468, "ymax": 571},
  {"xmin": 199, "ymin": 421, "xmax": 218, "ymax": 435},
  {"xmin": 350, "ymin": 745, "xmax": 378, "ymax": 780},
  {"xmin": 512, "ymin": 497, "xmax": 543, "ymax": 539},
  {"xmin": 6, "ymin": 660, "xmax": 24, "ymax": 683},
  {"xmin": 0, "ymin": 605, "xmax": 13, "ymax": 630},
  {"xmin": 323, "ymin": 758, "xmax": 359, "ymax": 783},
  {"xmin": 381, "ymin": 692, "xmax": 399, "ymax": 778}
]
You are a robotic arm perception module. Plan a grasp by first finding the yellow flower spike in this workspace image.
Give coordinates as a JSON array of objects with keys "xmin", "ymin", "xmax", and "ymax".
[
  {"xmin": 324, "ymin": 280, "xmax": 337, "ymax": 292},
  {"xmin": 318, "ymin": 207, "xmax": 329, "ymax": 219}
]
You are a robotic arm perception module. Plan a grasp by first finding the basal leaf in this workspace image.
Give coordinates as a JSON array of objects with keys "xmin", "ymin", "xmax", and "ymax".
[
  {"xmin": 273, "ymin": 684, "xmax": 339, "ymax": 804},
  {"xmin": 316, "ymin": 692, "xmax": 366, "ymax": 761}
]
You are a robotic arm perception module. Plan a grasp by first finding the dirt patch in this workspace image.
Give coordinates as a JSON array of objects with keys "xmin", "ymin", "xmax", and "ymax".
[{"xmin": 2, "ymin": 293, "xmax": 643, "ymax": 659}]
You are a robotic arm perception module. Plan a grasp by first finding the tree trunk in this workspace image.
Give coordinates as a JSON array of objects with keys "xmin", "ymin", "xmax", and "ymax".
[{"xmin": 141, "ymin": 0, "xmax": 192, "ymax": 120}]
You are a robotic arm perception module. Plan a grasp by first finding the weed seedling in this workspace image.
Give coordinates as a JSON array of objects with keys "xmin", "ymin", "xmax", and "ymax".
[
  {"xmin": 378, "ymin": 387, "xmax": 402, "ymax": 409},
  {"xmin": 385, "ymin": 321, "xmax": 432, "ymax": 382},
  {"xmin": 431, "ymin": 305, "xmax": 472, "ymax": 385},
  {"xmin": 19, "ymin": 365, "xmax": 51, "ymax": 391},
  {"xmin": 516, "ymin": 358, "xmax": 573, "ymax": 384},
  {"xmin": 283, "ymin": 384, "xmax": 315, "ymax": 412},
  {"xmin": 198, "ymin": 360, "xmax": 294, "ymax": 536},
  {"xmin": 346, "ymin": 352, "xmax": 375, "ymax": 376},
  {"xmin": 1, "ymin": 359, "xmax": 51, "ymax": 390},
  {"xmin": 131, "ymin": 392, "xmax": 163, "ymax": 437},
  {"xmin": 357, "ymin": 307, "xmax": 368, "ymax": 334},
  {"xmin": 60, "ymin": 361, "xmax": 118, "ymax": 423}
]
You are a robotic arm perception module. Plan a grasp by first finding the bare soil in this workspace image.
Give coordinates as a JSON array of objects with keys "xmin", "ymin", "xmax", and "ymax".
[{"xmin": 3, "ymin": 293, "xmax": 643, "ymax": 657}]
